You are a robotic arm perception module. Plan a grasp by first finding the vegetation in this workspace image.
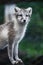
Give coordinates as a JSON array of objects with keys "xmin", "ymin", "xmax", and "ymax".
[
  {"xmin": 0, "ymin": 2, "xmax": 43, "ymax": 57},
  {"xmin": 17, "ymin": 2, "xmax": 43, "ymax": 56}
]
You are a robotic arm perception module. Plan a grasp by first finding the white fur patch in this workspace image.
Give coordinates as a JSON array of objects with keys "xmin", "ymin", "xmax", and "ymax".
[
  {"xmin": 1, "ymin": 27, "xmax": 8, "ymax": 39},
  {"xmin": 4, "ymin": 4, "xmax": 16, "ymax": 22}
]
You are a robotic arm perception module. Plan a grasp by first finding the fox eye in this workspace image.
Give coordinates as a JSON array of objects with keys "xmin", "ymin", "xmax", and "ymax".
[
  {"xmin": 26, "ymin": 15, "xmax": 29, "ymax": 16},
  {"xmin": 26, "ymin": 15, "xmax": 30, "ymax": 17}
]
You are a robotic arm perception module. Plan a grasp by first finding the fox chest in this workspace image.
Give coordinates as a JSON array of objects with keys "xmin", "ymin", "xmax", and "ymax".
[{"xmin": 15, "ymin": 29, "xmax": 26, "ymax": 43}]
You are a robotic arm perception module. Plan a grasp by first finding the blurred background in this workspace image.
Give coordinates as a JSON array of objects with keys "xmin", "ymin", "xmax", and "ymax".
[{"xmin": 0, "ymin": 2, "xmax": 43, "ymax": 65}]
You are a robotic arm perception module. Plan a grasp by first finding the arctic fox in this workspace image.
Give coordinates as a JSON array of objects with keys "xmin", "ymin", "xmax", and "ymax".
[{"xmin": 0, "ymin": 6, "xmax": 32, "ymax": 65}]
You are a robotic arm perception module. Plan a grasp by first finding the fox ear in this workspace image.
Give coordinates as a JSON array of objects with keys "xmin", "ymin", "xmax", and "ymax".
[
  {"xmin": 15, "ymin": 7, "xmax": 21, "ymax": 12},
  {"xmin": 26, "ymin": 7, "xmax": 32, "ymax": 16}
]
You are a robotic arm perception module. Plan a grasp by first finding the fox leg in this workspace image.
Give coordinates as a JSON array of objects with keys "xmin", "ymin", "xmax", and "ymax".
[
  {"xmin": 7, "ymin": 43, "xmax": 17, "ymax": 65},
  {"xmin": 14, "ymin": 43, "xmax": 23, "ymax": 63},
  {"xmin": 7, "ymin": 31, "xmax": 17, "ymax": 64}
]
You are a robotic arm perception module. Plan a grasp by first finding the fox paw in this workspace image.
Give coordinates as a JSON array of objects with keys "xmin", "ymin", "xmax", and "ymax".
[{"xmin": 16, "ymin": 58, "xmax": 23, "ymax": 63}]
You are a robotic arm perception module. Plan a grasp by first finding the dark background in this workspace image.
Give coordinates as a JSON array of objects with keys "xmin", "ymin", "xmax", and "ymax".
[
  {"xmin": 0, "ymin": 1, "xmax": 43, "ymax": 65},
  {"xmin": 0, "ymin": 0, "xmax": 43, "ymax": 4}
]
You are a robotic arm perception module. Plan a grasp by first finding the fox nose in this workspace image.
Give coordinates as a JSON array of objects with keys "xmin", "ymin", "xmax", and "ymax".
[{"xmin": 23, "ymin": 20, "xmax": 26, "ymax": 23}]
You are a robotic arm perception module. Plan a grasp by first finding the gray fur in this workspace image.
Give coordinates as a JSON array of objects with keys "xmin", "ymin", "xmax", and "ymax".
[{"xmin": 0, "ymin": 6, "xmax": 32, "ymax": 64}]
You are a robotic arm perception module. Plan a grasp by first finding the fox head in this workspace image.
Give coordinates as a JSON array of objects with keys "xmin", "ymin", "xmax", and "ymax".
[{"xmin": 14, "ymin": 7, "xmax": 32, "ymax": 25}]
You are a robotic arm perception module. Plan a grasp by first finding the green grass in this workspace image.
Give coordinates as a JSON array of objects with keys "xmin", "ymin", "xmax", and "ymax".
[{"xmin": 19, "ymin": 38, "xmax": 43, "ymax": 57}]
